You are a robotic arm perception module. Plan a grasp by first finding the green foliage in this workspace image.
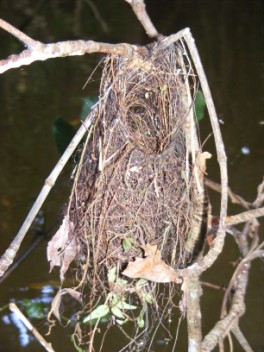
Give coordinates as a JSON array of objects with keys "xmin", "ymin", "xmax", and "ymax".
[
  {"xmin": 194, "ymin": 90, "xmax": 206, "ymax": 121},
  {"xmin": 122, "ymin": 237, "xmax": 134, "ymax": 252},
  {"xmin": 135, "ymin": 279, "xmax": 148, "ymax": 287},
  {"xmin": 22, "ymin": 299, "xmax": 48, "ymax": 319},
  {"xmin": 83, "ymin": 304, "xmax": 110, "ymax": 323},
  {"xmin": 80, "ymin": 97, "xmax": 98, "ymax": 122},
  {"xmin": 52, "ymin": 96, "xmax": 98, "ymax": 155},
  {"xmin": 52, "ymin": 116, "xmax": 76, "ymax": 155}
]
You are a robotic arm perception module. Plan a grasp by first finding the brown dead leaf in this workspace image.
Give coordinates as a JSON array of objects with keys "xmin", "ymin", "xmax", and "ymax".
[
  {"xmin": 48, "ymin": 289, "xmax": 62, "ymax": 323},
  {"xmin": 48, "ymin": 288, "xmax": 82, "ymax": 323},
  {"xmin": 122, "ymin": 244, "xmax": 181, "ymax": 283},
  {"xmin": 196, "ymin": 151, "xmax": 212, "ymax": 176},
  {"xmin": 61, "ymin": 288, "xmax": 82, "ymax": 303},
  {"xmin": 47, "ymin": 215, "xmax": 76, "ymax": 281},
  {"xmin": 60, "ymin": 238, "xmax": 78, "ymax": 282}
]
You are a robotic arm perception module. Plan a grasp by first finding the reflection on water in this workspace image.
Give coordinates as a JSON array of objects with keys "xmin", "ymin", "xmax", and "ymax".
[{"xmin": 0, "ymin": 0, "xmax": 263, "ymax": 351}]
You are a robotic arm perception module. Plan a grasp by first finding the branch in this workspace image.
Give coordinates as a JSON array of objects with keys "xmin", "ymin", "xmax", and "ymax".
[
  {"xmin": 205, "ymin": 178, "xmax": 251, "ymax": 210},
  {"xmin": 9, "ymin": 303, "xmax": 56, "ymax": 352},
  {"xmin": 0, "ymin": 18, "xmax": 40, "ymax": 48},
  {"xmin": 124, "ymin": 0, "xmax": 159, "ymax": 38},
  {"xmin": 231, "ymin": 326, "xmax": 254, "ymax": 352},
  {"xmin": 0, "ymin": 18, "xmax": 134, "ymax": 74},
  {"xmin": 202, "ymin": 261, "xmax": 249, "ymax": 351},
  {"xmin": 0, "ymin": 108, "xmax": 96, "ymax": 278},
  {"xmin": 176, "ymin": 29, "xmax": 228, "ymax": 278},
  {"xmin": 226, "ymin": 207, "xmax": 264, "ymax": 226},
  {"xmin": 185, "ymin": 276, "xmax": 202, "ymax": 351}
]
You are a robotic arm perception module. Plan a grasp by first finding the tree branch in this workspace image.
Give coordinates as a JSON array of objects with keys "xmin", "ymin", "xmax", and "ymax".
[
  {"xmin": 124, "ymin": 0, "xmax": 159, "ymax": 38},
  {"xmin": 9, "ymin": 303, "xmax": 55, "ymax": 352},
  {"xmin": 0, "ymin": 18, "xmax": 135, "ymax": 74},
  {"xmin": 0, "ymin": 18, "xmax": 40, "ymax": 48},
  {"xmin": 226, "ymin": 207, "xmax": 264, "ymax": 226},
  {"xmin": 176, "ymin": 29, "xmax": 228, "ymax": 279}
]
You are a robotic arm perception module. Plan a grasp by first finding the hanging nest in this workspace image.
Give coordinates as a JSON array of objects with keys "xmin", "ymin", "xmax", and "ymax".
[{"xmin": 48, "ymin": 37, "xmax": 207, "ymax": 350}]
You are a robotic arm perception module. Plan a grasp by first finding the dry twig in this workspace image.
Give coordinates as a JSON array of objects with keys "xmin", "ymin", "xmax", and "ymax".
[{"xmin": 9, "ymin": 303, "xmax": 55, "ymax": 352}]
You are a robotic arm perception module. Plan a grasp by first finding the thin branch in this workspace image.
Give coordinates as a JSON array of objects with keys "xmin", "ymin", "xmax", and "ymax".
[
  {"xmin": 0, "ymin": 18, "xmax": 40, "ymax": 48},
  {"xmin": 9, "ymin": 303, "xmax": 56, "ymax": 352},
  {"xmin": 124, "ymin": 0, "xmax": 159, "ymax": 38},
  {"xmin": 232, "ymin": 326, "xmax": 254, "ymax": 352},
  {"xmin": 0, "ymin": 108, "xmax": 96, "ymax": 278},
  {"xmin": 226, "ymin": 207, "xmax": 264, "ymax": 226},
  {"xmin": 202, "ymin": 261, "xmax": 249, "ymax": 351},
  {"xmin": 205, "ymin": 178, "xmax": 251, "ymax": 210},
  {"xmin": 252, "ymin": 178, "xmax": 264, "ymax": 208}
]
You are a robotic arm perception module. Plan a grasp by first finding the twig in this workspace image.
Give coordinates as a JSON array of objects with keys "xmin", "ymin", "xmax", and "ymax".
[
  {"xmin": 205, "ymin": 178, "xmax": 251, "ymax": 210},
  {"xmin": 231, "ymin": 326, "xmax": 254, "ymax": 352},
  {"xmin": 226, "ymin": 207, "xmax": 264, "ymax": 226},
  {"xmin": 201, "ymin": 281, "xmax": 226, "ymax": 291},
  {"xmin": 0, "ymin": 18, "xmax": 40, "ymax": 48},
  {"xmin": 0, "ymin": 18, "xmax": 134, "ymax": 74},
  {"xmin": 0, "ymin": 234, "xmax": 43, "ymax": 284},
  {"xmin": 9, "ymin": 303, "xmax": 56, "ymax": 352},
  {"xmin": 252, "ymin": 178, "xmax": 264, "ymax": 208},
  {"xmin": 124, "ymin": 0, "xmax": 159, "ymax": 38},
  {"xmin": 0, "ymin": 108, "xmax": 96, "ymax": 278}
]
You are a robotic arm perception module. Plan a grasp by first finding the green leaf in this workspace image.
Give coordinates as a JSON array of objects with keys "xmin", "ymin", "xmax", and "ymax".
[
  {"xmin": 142, "ymin": 293, "xmax": 153, "ymax": 304},
  {"xmin": 83, "ymin": 304, "xmax": 109, "ymax": 323},
  {"xmin": 80, "ymin": 97, "xmax": 98, "ymax": 121},
  {"xmin": 194, "ymin": 90, "xmax": 206, "ymax": 122},
  {"xmin": 116, "ymin": 300, "xmax": 137, "ymax": 310},
  {"xmin": 116, "ymin": 318, "xmax": 128, "ymax": 325},
  {"xmin": 111, "ymin": 306, "xmax": 126, "ymax": 319},
  {"xmin": 52, "ymin": 116, "xmax": 76, "ymax": 155},
  {"xmin": 135, "ymin": 279, "xmax": 148, "ymax": 287},
  {"xmin": 107, "ymin": 266, "xmax": 117, "ymax": 284},
  {"xmin": 22, "ymin": 299, "xmax": 48, "ymax": 319},
  {"xmin": 122, "ymin": 237, "xmax": 134, "ymax": 252},
  {"xmin": 137, "ymin": 317, "xmax": 145, "ymax": 328},
  {"xmin": 115, "ymin": 277, "xmax": 128, "ymax": 286}
]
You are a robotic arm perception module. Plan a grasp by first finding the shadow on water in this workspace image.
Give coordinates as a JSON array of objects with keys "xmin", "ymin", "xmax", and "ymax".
[{"xmin": 0, "ymin": 0, "xmax": 263, "ymax": 351}]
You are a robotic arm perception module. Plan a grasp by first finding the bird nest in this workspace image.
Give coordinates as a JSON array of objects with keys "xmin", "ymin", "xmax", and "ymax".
[{"xmin": 48, "ymin": 38, "xmax": 205, "ymax": 350}]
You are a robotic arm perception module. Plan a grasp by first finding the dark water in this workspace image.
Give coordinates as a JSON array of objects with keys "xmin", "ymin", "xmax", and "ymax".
[{"xmin": 0, "ymin": 0, "xmax": 263, "ymax": 351}]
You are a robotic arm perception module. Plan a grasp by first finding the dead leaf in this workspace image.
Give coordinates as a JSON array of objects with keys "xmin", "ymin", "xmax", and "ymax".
[
  {"xmin": 47, "ymin": 215, "xmax": 76, "ymax": 281},
  {"xmin": 48, "ymin": 288, "xmax": 82, "ymax": 323},
  {"xmin": 196, "ymin": 151, "xmax": 212, "ymax": 176},
  {"xmin": 60, "ymin": 237, "xmax": 78, "ymax": 281},
  {"xmin": 122, "ymin": 244, "xmax": 181, "ymax": 283},
  {"xmin": 61, "ymin": 288, "xmax": 82, "ymax": 303},
  {"xmin": 48, "ymin": 289, "xmax": 62, "ymax": 322}
]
